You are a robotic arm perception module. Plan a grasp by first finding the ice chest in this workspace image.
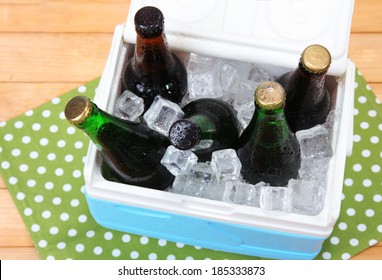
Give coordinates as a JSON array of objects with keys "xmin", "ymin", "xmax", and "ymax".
[{"xmin": 83, "ymin": 0, "xmax": 355, "ymax": 259}]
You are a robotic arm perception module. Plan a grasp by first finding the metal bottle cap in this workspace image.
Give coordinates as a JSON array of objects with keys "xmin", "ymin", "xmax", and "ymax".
[
  {"xmin": 64, "ymin": 96, "xmax": 93, "ymax": 126},
  {"xmin": 255, "ymin": 81, "xmax": 286, "ymax": 111},
  {"xmin": 169, "ymin": 120, "xmax": 201, "ymax": 150},
  {"xmin": 134, "ymin": 6, "xmax": 164, "ymax": 38},
  {"xmin": 301, "ymin": 44, "xmax": 331, "ymax": 74}
]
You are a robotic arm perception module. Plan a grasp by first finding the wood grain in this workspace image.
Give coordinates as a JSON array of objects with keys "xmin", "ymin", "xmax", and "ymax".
[{"xmin": 0, "ymin": 0, "xmax": 381, "ymax": 260}]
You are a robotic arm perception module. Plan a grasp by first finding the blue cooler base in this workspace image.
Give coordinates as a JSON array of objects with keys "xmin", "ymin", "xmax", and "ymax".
[{"xmin": 85, "ymin": 192, "xmax": 325, "ymax": 260}]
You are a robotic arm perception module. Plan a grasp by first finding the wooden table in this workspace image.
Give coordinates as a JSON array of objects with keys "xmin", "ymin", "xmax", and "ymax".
[{"xmin": 0, "ymin": 0, "xmax": 381, "ymax": 260}]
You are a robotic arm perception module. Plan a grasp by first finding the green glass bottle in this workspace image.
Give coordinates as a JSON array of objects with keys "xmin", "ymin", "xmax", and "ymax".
[
  {"xmin": 122, "ymin": 6, "xmax": 188, "ymax": 111},
  {"xmin": 64, "ymin": 96, "xmax": 174, "ymax": 190},
  {"xmin": 276, "ymin": 44, "xmax": 332, "ymax": 132},
  {"xmin": 237, "ymin": 82, "xmax": 301, "ymax": 186},
  {"xmin": 168, "ymin": 98, "xmax": 240, "ymax": 162}
]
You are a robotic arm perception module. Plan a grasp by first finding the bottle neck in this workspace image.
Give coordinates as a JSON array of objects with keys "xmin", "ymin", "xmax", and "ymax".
[
  {"xmin": 187, "ymin": 114, "xmax": 217, "ymax": 138},
  {"xmin": 135, "ymin": 33, "xmax": 174, "ymax": 74}
]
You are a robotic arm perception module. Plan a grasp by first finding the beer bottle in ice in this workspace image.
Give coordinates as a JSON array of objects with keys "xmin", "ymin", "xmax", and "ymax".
[
  {"xmin": 122, "ymin": 6, "xmax": 188, "ymax": 111},
  {"xmin": 237, "ymin": 82, "xmax": 301, "ymax": 186},
  {"xmin": 168, "ymin": 98, "xmax": 240, "ymax": 162},
  {"xmin": 64, "ymin": 96, "xmax": 174, "ymax": 190},
  {"xmin": 276, "ymin": 44, "xmax": 332, "ymax": 132}
]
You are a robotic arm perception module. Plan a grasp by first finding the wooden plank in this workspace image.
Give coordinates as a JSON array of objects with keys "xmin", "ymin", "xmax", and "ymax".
[
  {"xmin": 0, "ymin": 33, "xmax": 113, "ymax": 83},
  {"xmin": 0, "ymin": 0, "xmax": 130, "ymax": 33},
  {"xmin": 369, "ymin": 83, "xmax": 382, "ymax": 103},
  {"xmin": 0, "ymin": 82, "xmax": 83, "ymax": 121},
  {"xmin": 0, "ymin": 190, "xmax": 34, "ymax": 247},
  {"xmin": 0, "ymin": 247, "xmax": 40, "ymax": 260},
  {"xmin": 352, "ymin": 242, "xmax": 382, "ymax": 260},
  {"xmin": 351, "ymin": 0, "xmax": 382, "ymax": 33},
  {"xmin": 348, "ymin": 34, "xmax": 382, "ymax": 83}
]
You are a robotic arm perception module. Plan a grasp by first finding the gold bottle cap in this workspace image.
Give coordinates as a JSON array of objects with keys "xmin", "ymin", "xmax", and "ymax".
[
  {"xmin": 64, "ymin": 96, "xmax": 93, "ymax": 126},
  {"xmin": 255, "ymin": 81, "xmax": 286, "ymax": 111},
  {"xmin": 301, "ymin": 44, "xmax": 331, "ymax": 74}
]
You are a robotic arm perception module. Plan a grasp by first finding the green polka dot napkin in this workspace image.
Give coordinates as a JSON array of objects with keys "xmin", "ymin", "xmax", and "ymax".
[{"xmin": 0, "ymin": 70, "xmax": 381, "ymax": 260}]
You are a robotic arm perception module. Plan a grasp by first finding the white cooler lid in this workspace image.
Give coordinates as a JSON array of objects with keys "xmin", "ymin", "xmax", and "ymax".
[{"xmin": 124, "ymin": 0, "xmax": 354, "ymax": 76}]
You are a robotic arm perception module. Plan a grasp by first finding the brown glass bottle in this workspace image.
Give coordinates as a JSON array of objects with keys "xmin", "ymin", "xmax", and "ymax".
[
  {"xmin": 122, "ymin": 6, "xmax": 187, "ymax": 111},
  {"xmin": 64, "ymin": 96, "xmax": 174, "ymax": 190},
  {"xmin": 168, "ymin": 98, "xmax": 240, "ymax": 162},
  {"xmin": 237, "ymin": 82, "xmax": 301, "ymax": 186},
  {"xmin": 276, "ymin": 44, "xmax": 332, "ymax": 132}
]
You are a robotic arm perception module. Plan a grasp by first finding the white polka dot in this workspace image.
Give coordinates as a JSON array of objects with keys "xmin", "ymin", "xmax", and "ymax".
[
  {"xmin": 70, "ymin": 199, "xmax": 80, "ymax": 207},
  {"xmin": 158, "ymin": 239, "xmax": 167, "ymax": 246},
  {"xmin": 94, "ymin": 246, "xmax": 103, "ymax": 255},
  {"xmin": 377, "ymin": 225, "xmax": 382, "ymax": 233},
  {"xmin": 22, "ymin": 136, "xmax": 31, "ymax": 144},
  {"xmin": 350, "ymin": 238, "xmax": 359, "ymax": 246},
  {"xmin": 130, "ymin": 251, "xmax": 139, "ymax": 259},
  {"xmin": 57, "ymin": 140, "xmax": 66, "ymax": 148},
  {"xmin": 32, "ymin": 123, "xmax": 41, "ymax": 131},
  {"xmin": 50, "ymin": 227, "xmax": 59, "ymax": 235},
  {"xmin": 34, "ymin": 195, "xmax": 44, "ymax": 203},
  {"xmin": 57, "ymin": 242, "xmax": 66, "ymax": 249},
  {"xmin": 379, "ymin": 124, "xmax": 382, "ymax": 131},
  {"xmin": 4, "ymin": 133, "xmax": 13, "ymax": 141},
  {"xmin": 369, "ymin": 239, "xmax": 378, "ymax": 246},
  {"xmin": 78, "ymin": 85, "xmax": 87, "ymax": 93},
  {"xmin": 368, "ymin": 110, "xmax": 377, "ymax": 117},
  {"xmin": 74, "ymin": 141, "xmax": 84, "ymax": 149},
  {"xmin": 42, "ymin": 110, "xmax": 51, "ymax": 118},
  {"xmin": 25, "ymin": 110, "xmax": 34, "ymax": 117},
  {"xmin": 72, "ymin": 170, "xmax": 82, "ymax": 178},
  {"xmin": 166, "ymin": 254, "xmax": 176, "ymax": 260},
  {"xmin": 75, "ymin": 244, "xmax": 85, "ymax": 253},
  {"xmin": 176, "ymin": 242, "xmax": 185, "ymax": 248},
  {"xmin": 104, "ymin": 232, "xmax": 113, "ymax": 240},
  {"xmin": 185, "ymin": 256, "xmax": 194, "ymax": 260},
  {"xmin": 346, "ymin": 208, "xmax": 356, "ymax": 216},
  {"xmin": 14, "ymin": 121, "xmax": 24, "ymax": 129},
  {"xmin": 338, "ymin": 222, "xmax": 347, "ymax": 230},
  {"xmin": 52, "ymin": 197, "xmax": 62, "ymax": 205},
  {"xmin": 27, "ymin": 179, "xmax": 36, "ymax": 187},
  {"xmin": 371, "ymin": 164, "xmax": 381, "ymax": 173},
  {"xmin": 59, "ymin": 111, "xmax": 65, "ymax": 120},
  {"xmin": 65, "ymin": 154, "xmax": 74, "ymax": 162},
  {"xmin": 357, "ymin": 224, "xmax": 367, "ymax": 232},
  {"xmin": 52, "ymin": 97, "xmax": 61, "ymax": 104},
  {"xmin": 78, "ymin": 215, "xmax": 87, "ymax": 223},
  {"xmin": 45, "ymin": 182, "xmax": 54, "ymax": 190},
  {"xmin": 122, "ymin": 234, "xmax": 131, "ymax": 243},
  {"xmin": 373, "ymin": 194, "xmax": 382, "ymax": 203},
  {"xmin": 19, "ymin": 164, "xmax": 29, "ymax": 172},
  {"xmin": 47, "ymin": 153, "xmax": 56, "ymax": 161},
  {"xmin": 9, "ymin": 177, "xmax": 18, "ymax": 185},
  {"xmin": 358, "ymin": 96, "xmax": 367, "ymax": 103},
  {"xmin": 24, "ymin": 208, "xmax": 33, "ymax": 216},
  {"xmin": 353, "ymin": 134, "xmax": 361, "ymax": 142},
  {"xmin": 148, "ymin": 253, "xmax": 157, "ymax": 260},
  {"xmin": 1, "ymin": 161, "xmax": 10, "ymax": 170},
  {"xmin": 361, "ymin": 150, "xmax": 371, "ymax": 157},
  {"xmin": 29, "ymin": 151, "xmax": 39, "ymax": 159},
  {"xmin": 42, "ymin": 210, "xmax": 51, "ymax": 219},
  {"xmin": 86, "ymin": 230, "xmax": 95, "ymax": 238},
  {"xmin": 352, "ymin": 164, "xmax": 362, "ymax": 172},
  {"xmin": 353, "ymin": 108, "xmax": 359, "ymax": 116},
  {"xmin": 11, "ymin": 149, "xmax": 21, "ymax": 157},
  {"xmin": 16, "ymin": 192, "xmax": 25, "ymax": 200},
  {"xmin": 354, "ymin": 194, "xmax": 364, "ymax": 202},
  {"xmin": 330, "ymin": 236, "xmax": 340, "ymax": 245},
  {"xmin": 365, "ymin": 209, "xmax": 375, "ymax": 217},
  {"xmin": 68, "ymin": 229, "xmax": 77, "ymax": 237},
  {"xmin": 360, "ymin": 122, "xmax": 369, "ymax": 129},
  {"xmin": 46, "ymin": 256, "xmax": 55, "ymax": 260},
  {"xmin": 49, "ymin": 125, "xmax": 59, "ymax": 133},
  {"xmin": 37, "ymin": 166, "xmax": 46, "ymax": 174},
  {"xmin": 0, "ymin": 121, "xmax": 6, "ymax": 127},
  {"xmin": 370, "ymin": 136, "xmax": 379, "ymax": 144},
  {"xmin": 55, "ymin": 168, "xmax": 64, "ymax": 176},
  {"xmin": 341, "ymin": 253, "xmax": 351, "ymax": 260},
  {"xmin": 67, "ymin": 127, "xmax": 76, "ymax": 135},
  {"xmin": 112, "ymin": 249, "xmax": 121, "ymax": 257},
  {"xmin": 60, "ymin": 213, "xmax": 69, "ymax": 221},
  {"xmin": 140, "ymin": 236, "xmax": 149, "ymax": 245},
  {"xmin": 31, "ymin": 224, "xmax": 40, "ymax": 232},
  {"xmin": 362, "ymin": 179, "xmax": 372, "ymax": 188},
  {"xmin": 63, "ymin": 184, "xmax": 72, "ymax": 192},
  {"xmin": 38, "ymin": 240, "xmax": 48, "ymax": 248}
]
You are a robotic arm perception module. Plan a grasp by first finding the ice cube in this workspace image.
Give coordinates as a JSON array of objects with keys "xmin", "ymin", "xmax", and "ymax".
[
  {"xmin": 223, "ymin": 181, "xmax": 265, "ymax": 207},
  {"xmin": 168, "ymin": 174, "xmax": 188, "ymax": 194},
  {"xmin": 191, "ymin": 139, "xmax": 213, "ymax": 151},
  {"xmin": 183, "ymin": 163, "xmax": 216, "ymax": 198},
  {"xmin": 248, "ymin": 64, "xmax": 274, "ymax": 83},
  {"xmin": 233, "ymin": 80, "xmax": 259, "ymax": 110},
  {"xmin": 235, "ymin": 101, "xmax": 255, "ymax": 131},
  {"xmin": 211, "ymin": 149, "xmax": 242, "ymax": 182},
  {"xmin": 187, "ymin": 72, "xmax": 217, "ymax": 100},
  {"xmin": 299, "ymin": 156, "xmax": 330, "ymax": 184},
  {"xmin": 296, "ymin": 124, "xmax": 333, "ymax": 159},
  {"xmin": 289, "ymin": 179, "xmax": 324, "ymax": 214},
  {"xmin": 161, "ymin": 145, "xmax": 198, "ymax": 176},
  {"xmin": 143, "ymin": 96, "xmax": 184, "ymax": 135},
  {"xmin": 114, "ymin": 90, "xmax": 144, "ymax": 122},
  {"xmin": 259, "ymin": 186, "xmax": 293, "ymax": 212},
  {"xmin": 187, "ymin": 53, "xmax": 215, "ymax": 74}
]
